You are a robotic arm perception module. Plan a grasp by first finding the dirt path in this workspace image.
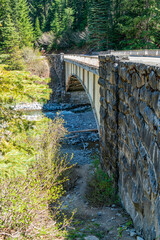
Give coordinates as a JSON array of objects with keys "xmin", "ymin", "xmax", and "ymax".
[{"xmin": 61, "ymin": 163, "xmax": 138, "ymax": 240}]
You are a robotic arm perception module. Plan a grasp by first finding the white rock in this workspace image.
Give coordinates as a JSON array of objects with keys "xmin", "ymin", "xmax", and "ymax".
[
  {"xmin": 137, "ymin": 236, "xmax": 144, "ymax": 240},
  {"xmin": 91, "ymin": 219, "xmax": 96, "ymax": 222},
  {"xmin": 84, "ymin": 236, "xmax": 99, "ymax": 240},
  {"xmin": 97, "ymin": 212, "xmax": 102, "ymax": 216},
  {"xmin": 115, "ymin": 213, "xmax": 121, "ymax": 217},
  {"xmin": 130, "ymin": 230, "xmax": 137, "ymax": 237}
]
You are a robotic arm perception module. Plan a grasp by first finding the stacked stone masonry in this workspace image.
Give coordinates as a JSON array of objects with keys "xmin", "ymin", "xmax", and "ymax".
[
  {"xmin": 99, "ymin": 55, "xmax": 160, "ymax": 240},
  {"xmin": 47, "ymin": 54, "xmax": 90, "ymax": 104},
  {"xmin": 47, "ymin": 54, "xmax": 66, "ymax": 102}
]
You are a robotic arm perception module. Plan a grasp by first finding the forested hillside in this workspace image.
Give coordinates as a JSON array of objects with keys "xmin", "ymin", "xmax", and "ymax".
[{"xmin": 0, "ymin": 0, "xmax": 160, "ymax": 52}]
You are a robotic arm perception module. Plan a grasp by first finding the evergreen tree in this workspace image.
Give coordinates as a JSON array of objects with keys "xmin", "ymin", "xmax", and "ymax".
[
  {"xmin": 0, "ymin": 0, "xmax": 34, "ymax": 51},
  {"xmin": 116, "ymin": 0, "xmax": 160, "ymax": 49},
  {"xmin": 11, "ymin": 0, "xmax": 34, "ymax": 47},
  {"xmin": 35, "ymin": 17, "xmax": 42, "ymax": 40},
  {"xmin": 62, "ymin": 7, "xmax": 74, "ymax": 32},
  {"xmin": 0, "ymin": 0, "xmax": 20, "ymax": 52},
  {"xmin": 88, "ymin": 0, "xmax": 112, "ymax": 50},
  {"xmin": 67, "ymin": 0, "xmax": 88, "ymax": 31},
  {"xmin": 0, "ymin": 15, "xmax": 20, "ymax": 52}
]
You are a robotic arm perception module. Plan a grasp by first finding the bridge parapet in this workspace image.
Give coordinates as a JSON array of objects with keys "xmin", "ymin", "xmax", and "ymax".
[
  {"xmin": 92, "ymin": 49, "xmax": 160, "ymax": 57},
  {"xmin": 64, "ymin": 54, "xmax": 99, "ymax": 68}
]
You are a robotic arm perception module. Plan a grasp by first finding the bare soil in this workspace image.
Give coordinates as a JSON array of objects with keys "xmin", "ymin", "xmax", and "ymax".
[{"xmin": 60, "ymin": 164, "xmax": 137, "ymax": 240}]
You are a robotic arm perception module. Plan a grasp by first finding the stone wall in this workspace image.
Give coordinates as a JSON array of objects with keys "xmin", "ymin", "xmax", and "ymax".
[
  {"xmin": 47, "ymin": 54, "xmax": 91, "ymax": 105},
  {"xmin": 99, "ymin": 55, "xmax": 160, "ymax": 240},
  {"xmin": 47, "ymin": 54, "xmax": 65, "ymax": 102}
]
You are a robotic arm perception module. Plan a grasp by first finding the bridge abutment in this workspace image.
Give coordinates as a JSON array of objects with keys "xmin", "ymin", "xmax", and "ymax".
[{"xmin": 99, "ymin": 54, "xmax": 160, "ymax": 240}]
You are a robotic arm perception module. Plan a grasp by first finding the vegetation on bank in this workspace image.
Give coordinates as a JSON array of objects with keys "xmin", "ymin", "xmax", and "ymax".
[
  {"xmin": 85, "ymin": 158, "xmax": 119, "ymax": 207},
  {"xmin": 0, "ymin": 55, "xmax": 74, "ymax": 239}
]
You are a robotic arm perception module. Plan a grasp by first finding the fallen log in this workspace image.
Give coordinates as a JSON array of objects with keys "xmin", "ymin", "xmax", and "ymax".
[{"xmin": 69, "ymin": 129, "xmax": 98, "ymax": 134}]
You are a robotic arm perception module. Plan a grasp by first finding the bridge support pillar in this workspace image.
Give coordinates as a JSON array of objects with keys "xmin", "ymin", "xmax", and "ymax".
[{"xmin": 47, "ymin": 53, "xmax": 66, "ymax": 102}]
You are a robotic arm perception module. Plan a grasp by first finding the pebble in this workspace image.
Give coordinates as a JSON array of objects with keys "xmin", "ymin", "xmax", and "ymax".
[
  {"xmin": 91, "ymin": 219, "xmax": 96, "ymax": 222},
  {"xmin": 111, "ymin": 208, "xmax": 116, "ymax": 211},
  {"xmin": 130, "ymin": 229, "xmax": 137, "ymax": 237},
  {"xmin": 137, "ymin": 237, "xmax": 144, "ymax": 240},
  {"xmin": 130, "ymin": 232, "xmax": 137, "ymax": 237},
  {"xmin": 97, "ymin": 212, "xmax": 102, "ymax": 216},
  {"xmin": 84, "ymin": 236, "xmax": 99, "ymax": 240},
  {"xmin": 115, "ymin": 213, "xmax": 121, "ymax": 217}
]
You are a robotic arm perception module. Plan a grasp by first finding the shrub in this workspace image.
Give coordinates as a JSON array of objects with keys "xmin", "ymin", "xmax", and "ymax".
[
  {"xmin": 85, "ymin": 158, "xmax": 119, "ymax": 207},
  {"xmin": 38, "ymin": 32, "xmax": 55, "ymax": 48},
  {"xmin": 5, "ymin": 47, "xmax": 25, "ymax": 71},
  {"xmin": 22, "ymin": 47, "xmax": 50, "ymax": 78}
]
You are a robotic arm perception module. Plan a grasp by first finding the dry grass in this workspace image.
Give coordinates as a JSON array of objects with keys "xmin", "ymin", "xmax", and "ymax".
[{"xmin": 22, "ymin": 47, "xmax": 50, "ymax": 78}]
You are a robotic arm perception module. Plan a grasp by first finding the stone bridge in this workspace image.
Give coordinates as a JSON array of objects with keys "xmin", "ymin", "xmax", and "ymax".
[{"xmin": 48, "ymin": 50, "xmax": 160, "ymax": 240}]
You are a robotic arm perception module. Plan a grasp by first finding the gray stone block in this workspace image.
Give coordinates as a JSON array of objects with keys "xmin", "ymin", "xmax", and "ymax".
[
  {"xmin": 157, "ymin": 77, "xmax": 160, "ymax": 91},
  {"xmin": 119, "ymin": 67, "xmax": 127, "ymax": 81},
  {"xmin": 119, "ymin": 100, "xmax": 129, "ymax": 114},
  {"xmin": 119, "ymin": 88, "xmax": 125, "ymax": 101},
  {"xmin": 132, "ymin": 72, "xmax": 139, "ymax": 88},
  {"xmin": 129, "ymin": 96, "xmax": 137, "ymax": 113},
  {"xmin": 140, "ymin": 86, "xmax": 152, "ymax": 105},
  {"xmin": 132, "ymin": 182, "xmax": 141, "ymax": 204},
  {"xmin": 110, "ymin": 72, "xmax": 118, "ymax": 85},
  {"xmin": 112, "ymin": 63, "xmax": 119, "ymax": 72},
  {"xmin": 148, "ymin": 161, "xmax": 158, "ymax": 195},
  {"xmin": 105, "ymin": 90, "xmax": 116, "ymax": 108},
  {"xmin": 149, "ymin": 71, "xmax": 157, "ymax": 90},
  {"xmin": 126, "ymin": 83, "xmax": 133, "ymax": 96},
  {"xmin": 155, "ymin": 196, "xmax": 160, "ymax": 235},
  {"xmin": 140, "ymin": 122, "xmax": 154, "ymax": 152},
  {"xmin": 140, "ymin": 103, "xmax": 155, "ymax": 128},
  {"xmin": 156, "ymin": 67, "xmax": 160, "ymax": 77},
  {"xmin": 151, "ymin": 91, "xmax": 160, "ymax": 118},
  {"xmin": 100, "ymin": 86, "xmax": 105, "ymax": 97},
  {"xmin": 100, "ymin": 105, "xmax": 106, "ymax": 119},
  {"xmin": 126, "ymin": 73, "xmax": 132, "ymax": 83},
  {"xmin": 133, "ymin": 88, "xmax": 140, "ymax": 102},
  {"xmin": 143, "ymin": 176, "xmax": 151, "ymax": 196},
  {"xmin": 98, "ymin": 77, "xmax": 106, "ymax": 87},
  {"xmin": 150, "ymin": 142, "xmax": 160, "ymax": 182}
]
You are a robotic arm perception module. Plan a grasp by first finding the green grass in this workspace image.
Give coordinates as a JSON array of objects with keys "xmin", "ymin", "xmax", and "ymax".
[{"xmin": 85, "ymin": 157, "xmax": 120, "ymax": 207}]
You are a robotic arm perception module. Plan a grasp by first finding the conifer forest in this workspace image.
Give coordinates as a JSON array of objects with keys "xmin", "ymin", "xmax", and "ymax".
[{"xmin": 1, "ymin": 0, "xmax": 160, "ymax": 52}]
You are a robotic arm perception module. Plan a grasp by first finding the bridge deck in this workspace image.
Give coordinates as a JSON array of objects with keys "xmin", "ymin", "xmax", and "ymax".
[
  {"xmin": 128, "ymin": 56, "xmax": 160, "ymax": 66},
  {"xmin": 64, "ymin": 53, "xmax": 160, "ymax": 67}
]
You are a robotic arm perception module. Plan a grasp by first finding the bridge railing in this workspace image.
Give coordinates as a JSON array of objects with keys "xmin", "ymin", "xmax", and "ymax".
[
  {"xmin": 64, "ymin": 54, "xmax": 99, "ymax": 67},
  {"xmin": 92, "ymin": 49, "xmax": 160, "ymax": 56}
]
